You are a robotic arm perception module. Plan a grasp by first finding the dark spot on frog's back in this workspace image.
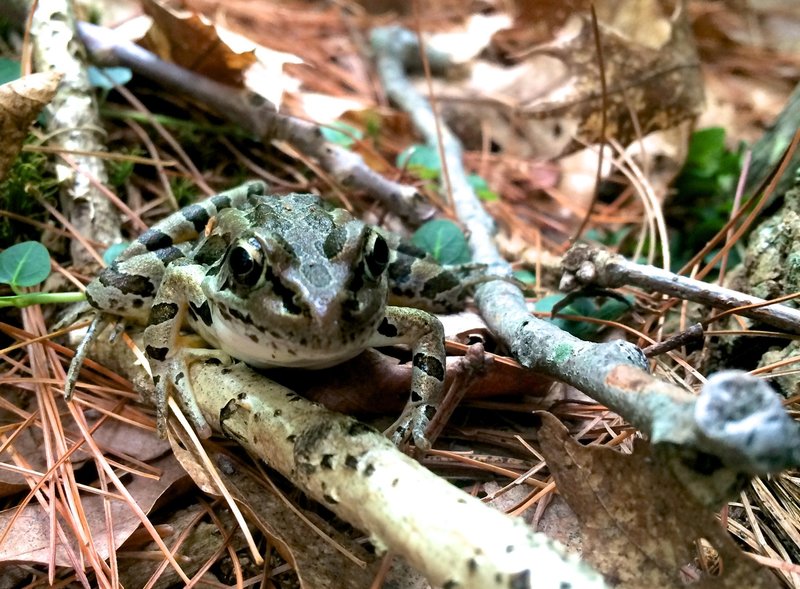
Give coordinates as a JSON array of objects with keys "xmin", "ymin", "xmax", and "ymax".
[
  {"xmin": 388, "ymin": 257, "xmax": 414, "ymax": 285},
  {"xmin": 397, "ymin": 241, "xmax": 429, "ymax": 259},
  {"xmin": 154, "ymin": 246, "xmax": 185, "ymax": 265},
  {"xmin": 195, "ymin": 235, "xmax": 227, "ymax": 266},
  {"xmin": 421, "ymin": 272, "xmax": 459, "ymax": 299},
  {"xmin": 139, "ymin": 229, "xmax": 173, "ymax": 251},
  {"xmin": 413, "ymin": 353, "xmax": 445, "ymax": 381},
  {"xmin": 377, "ymin": 317, "xmax": 398, "ymax": 337},
  {"xmin": 145, "ymin": 345, "xmax": 168, "ymax": 361},
  {"xmin": 149, "ymin": 302, "xmax": 178, "ymax": 325},
  {"xmin": 181, "ymin": 204, "xmax": 211, "ymax": 232},
  {"xmin": 323, "ymin": 225, "xmax": 347, "ymax": 258},
  {"xmin": 211, "ymin": 194, "xmax": 231, "ymax": 210},
  {"xmin": 98, "ymin": 270, "xmax": 156, "ymax": 298}
]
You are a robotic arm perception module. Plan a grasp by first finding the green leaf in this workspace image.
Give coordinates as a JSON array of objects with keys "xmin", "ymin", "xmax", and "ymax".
[
  {"xmin": 102, "ymin": 242, "xmax": 129, "ymax": 265},
  {"xmin": 0, "ymin": 58, "xmax": 20, "ymax": 85},
  {"xmin": 321, "ymin": 122, "xmax": 363, "ymax": 148},
  {"xmin": 411, "ymin": 219, "xmax": 471, "ymax": 264},
  {"xmin": 0, "ymin": 241, "xmax": 52, "ymax": 287},
  {"xmin": 397, "ymin": 144, "xmax": 441, "ymax": 179},
  {"xmin": 513, "ymin": 269, "xmax": 536, "ymax": 285},
  {"xmin": 87, "ymin": 66, "xmax": 132, "ymax": 90},
  {"xmin": 467, "ymin": 174, "xmax": 499, "ymax": 201},
  {"xmin": 536, "ymin": 293, "xmax": 632, "ymax": 339},
  {"xmin": 684, "ymin": 127, "xmax": 726, "ymax": 173}
]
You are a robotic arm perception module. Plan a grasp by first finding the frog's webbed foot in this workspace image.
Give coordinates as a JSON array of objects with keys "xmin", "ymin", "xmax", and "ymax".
[
  {"xmin": 150, "ymin": 348, "xmax": 232, "ymax": 439},
  {"xmin": 386, "ymin": 401, "xmax": 434, "ymax": 451}
]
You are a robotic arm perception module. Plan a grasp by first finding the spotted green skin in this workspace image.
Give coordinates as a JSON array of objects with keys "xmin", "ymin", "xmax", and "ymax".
[{"xmin": 85, "ymin": 181, "xmax": 487, "ymax": 448}]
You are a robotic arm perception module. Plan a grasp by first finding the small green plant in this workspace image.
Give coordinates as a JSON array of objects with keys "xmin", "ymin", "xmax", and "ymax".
[
  {"xmin": 0, "ymin": 141, "xmax": 60, "ymax": 247},
  {"xmin": 102, "ymin": 242, "xmax": 128, "ymax": 265},
  {"xmin": 321, "ymin": 121, "xmax": 363, "ymax": 148},
  {"xmin": 669, "ymin": 127, "xmax": 744, "ymax": 270},
  {"xmin": 674, "ymin": 128, "xmax": 742, "ymax": 198},
  {"xmin": 0, "ymin": 241, "xmax": 84, "ymax": 308},
  {"xmin": 397, "ymin": 144, "xmax": 499, "ymax": 201},
  {"xmin": 0, "ymin": 57, "xmax": 21, "ymax": 85},
  {"xmin": 397, "ymin": 144, "xmax": 441, "ymax": 180},
  {"xmin": 412, "ymin": 219, "xmax": 471, "ymax": 264},
  {"xmin": 172, "ymin": 177, "xmax": 202, "ymax": 208},
  {"xmin": 535, "ymin": 293, "xmax": 632, "ymax": 340},
  {"xmin": 513, "ymin": 269, "xmax": 536, "ymax": 295},
  {"xmin": 106, "ymin": 147, "xmax": 141, "ymax": 190},
  {"xmin": 87, "ymin": 66, "xmax": 133, "ymax": 91}
]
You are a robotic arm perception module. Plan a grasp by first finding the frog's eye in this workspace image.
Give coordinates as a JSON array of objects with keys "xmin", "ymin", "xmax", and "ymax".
[
  {"xmin": 228, "ymin": 238, "xmax": 264, "ymax": 287},
  {"xmin": 364, "ymin": 232, "xmax": 389, "ymax": 280}
]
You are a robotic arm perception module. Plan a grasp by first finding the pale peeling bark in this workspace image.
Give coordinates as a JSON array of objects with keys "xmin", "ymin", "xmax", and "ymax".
[
  {"xmin": 190, "ymin": 360, "xmax": 608, "ymax": 589},
  {"xmin": 31, "ymin": 1, "xmax": 119, "ymax": 268},
  {"xmin": 370, "ymin": 26, "xmax": 800, "ymax": 485}
]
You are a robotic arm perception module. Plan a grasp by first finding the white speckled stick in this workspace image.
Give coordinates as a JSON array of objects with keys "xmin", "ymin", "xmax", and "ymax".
[{"xmin": 192, "ymin": 360, "xmax": 608, "ymax": 589}]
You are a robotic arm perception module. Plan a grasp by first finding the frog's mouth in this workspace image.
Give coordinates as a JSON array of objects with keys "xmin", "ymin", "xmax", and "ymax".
[{"xmin": 203, "ymin": 303, "xmax": 378, "ymax": 370}]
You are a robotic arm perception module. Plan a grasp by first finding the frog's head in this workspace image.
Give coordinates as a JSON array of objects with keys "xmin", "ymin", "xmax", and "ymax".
[{"xmin": 203, "ymin": 195, "xmax": 390, "ymax": 356}]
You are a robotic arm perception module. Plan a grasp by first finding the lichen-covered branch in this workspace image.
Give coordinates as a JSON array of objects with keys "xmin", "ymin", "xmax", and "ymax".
[
  {"xmin": 31, "ymin": 1, "xmax": 119, "ymax": 268},
  {"xmin": 75, "ymin": 22, "xmax": 433, "ymax": 225},
  {"xmin": 561, "ymin": 242, "xmax": 800, "ymax": 334},
  {"xmin": 370, "ymin": 25, "xmax": 800, "ymax": 481},
  {"xmin": 190, "ymin": 360, "xmax": 608, "ymax": 589}
]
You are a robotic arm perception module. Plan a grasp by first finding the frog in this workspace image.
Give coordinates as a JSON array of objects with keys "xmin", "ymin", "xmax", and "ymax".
[{"xmin": 67, "ymin": 181, "xmax": 495, "ymax": 450}]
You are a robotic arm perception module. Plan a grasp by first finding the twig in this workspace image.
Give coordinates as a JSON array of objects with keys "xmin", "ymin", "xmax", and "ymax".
[
  {"xmin": 30, "ymin": 1, "xmax": 120, "ymax": 268},
  {"xmin": 370, "ymin": 25, "xmax": 800, "ymax": 481},
  {"xmin": 191, "ymin": 360, "xmax": 609, "ymax": 589},
  {"xmin": 561, "ymin": 242, "xmax": 800, "ymax": 334},
  {"xmin": 641, "ymin": 323, "xmax": 704, "ymax": 358},
  {"xmin": 75, "ymin": 22, "xmax": 434, "ymax": 225}
]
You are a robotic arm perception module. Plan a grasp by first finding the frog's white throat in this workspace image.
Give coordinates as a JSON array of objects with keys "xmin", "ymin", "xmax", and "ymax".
[{"xmin": 195, "ymin": 306, "xmax": 369, "ymax": 369}]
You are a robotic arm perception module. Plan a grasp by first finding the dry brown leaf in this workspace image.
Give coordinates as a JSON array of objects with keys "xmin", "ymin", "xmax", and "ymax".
[
  {"xmin": 140, "ymin": 0, "xmax": 256, "ymax": 87},
  {"xmin": 0, "ymin": 71, "xmax": 62, "ymax": 182},
  {"xmin": 270, "ymin": 348, "xmax": 551, "ymax": 414},
  {"xmin": 118, "ymin": 504, "xmax": 237, "ymax": 587},
  {"xmin": 0, "ymin": 454, "xmax": 187, "ymax": 566},
  {"xmin": 91, "ymin": 417, "xmax": 171, "ymax": 462},
  {"xmin": 442, "ymin": 0, "xmax": 703, "ymax": 159},
  {"xmin": 537, "ymin": 412, "xmax": 780, "ymax": 588},
  {"xmin": 0, "ymin": 400, "xmax": 165, "ymax": 497},
  {"xmin": 172, "ymin": 439, "xmax": 380, "ymax": 589},
  {"xmin": 497, "ymin": 0, "xmax": 592, "ymax": 47}
]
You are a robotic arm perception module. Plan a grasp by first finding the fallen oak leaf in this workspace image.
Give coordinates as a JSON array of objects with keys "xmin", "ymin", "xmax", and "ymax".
[
  {"xmin": 0, "ymin": 454, "xmax": 187, "ymax": 566},
  {"xmin": 141, "ymin": 0, "xmax": 256, "ymax": 87},
  {"xmin": 537, "ymin": 412, "xmax": 779, "ymax": 588},
  {"xmin": 0, "ymin": 71, "xmax": 62, "ymax": 182}
]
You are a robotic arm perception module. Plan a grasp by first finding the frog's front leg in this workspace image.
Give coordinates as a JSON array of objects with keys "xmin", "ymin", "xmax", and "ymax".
[
  {"xmin": 144, "ymin": 261, "xmax": 227, "ymax": 438},
  {"xmin": 368, "ymin": 306, "xmax": 446, "ymax": 450}
]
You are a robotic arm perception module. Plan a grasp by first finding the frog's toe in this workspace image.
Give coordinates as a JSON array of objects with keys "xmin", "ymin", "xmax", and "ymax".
[
  {"xmin": 388, "ymin": 406, "xmax": 433, "ymax": 451},
  {"xmin": 183, "ymin": 395, "xmax": 213, "ymax": 438},
  {"xmin": 152, "ymin": 373, "xmax": 170, "ymax": 439}
]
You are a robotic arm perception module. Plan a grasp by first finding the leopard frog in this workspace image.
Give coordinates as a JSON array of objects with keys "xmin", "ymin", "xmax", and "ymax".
[{"xmin": 69, "ymin": 181, "xmax": 492, "ymax": 449}]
